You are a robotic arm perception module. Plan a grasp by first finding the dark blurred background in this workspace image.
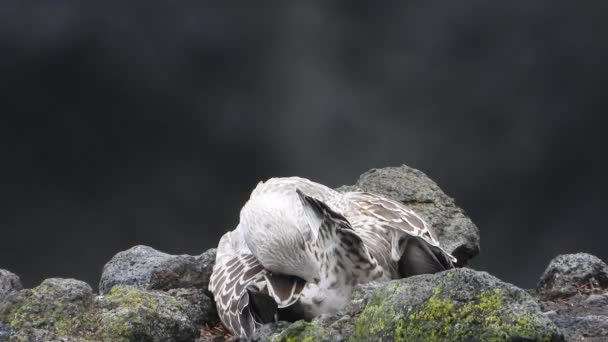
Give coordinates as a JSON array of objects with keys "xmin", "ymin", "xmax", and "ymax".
[{"xmin": 1, "ymin": 1, "xmax": 607, "ymax": 290}]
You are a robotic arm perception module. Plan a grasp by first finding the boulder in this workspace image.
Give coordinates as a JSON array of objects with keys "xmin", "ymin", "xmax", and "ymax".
[
  {"xmin": 0, "ymin": 278, "xmax": 97, "ymax": 341},
  {"xmin": 540, "ymin": 293, "xmax": 608, "ymax": 342},
  {"xmin": 253, "ymin": 268, "xmax": 562, "ymax": 342},
  {"xmin": 0, "ymin": 278, "xmax": 218, "ymax": 342},
  {"xmin": 97, "ymin": 285, "xmax": 207, "ymax": 341},
  {"xmin": 536, "ymin": 253, "xmax": 608, "ymax": 341},
  {"xmin": 0, "ymin": 269, "xmax": 22, "ymax": 302},
  {"xmin": 537, "ymin": 253, "xmax": 608, "ymax": 299},
  {"xmin": 99, "ymin": 245, "xmax": 216, "ymax": 294},
  {"xmin": 337, "ymin": 165, "xmax": 480, "ymax": 265}
]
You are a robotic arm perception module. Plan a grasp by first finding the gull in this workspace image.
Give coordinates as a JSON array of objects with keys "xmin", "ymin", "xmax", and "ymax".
[{"xmin": 209, "ymin": 177, "xmax": 456, "ymax": 337}]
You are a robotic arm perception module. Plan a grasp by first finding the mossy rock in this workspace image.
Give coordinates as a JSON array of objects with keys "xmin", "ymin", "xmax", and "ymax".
[
  {"xmin": 99, "ymin": 286, "xmax": 201, "ymax": 341},
  {"xmin": 0, "ymin": 279, "xmax": 210, "ymax": 342},
  {"xmin": 348, "ymin": 269, "xmax": 563, "ymax": 341},
  {"xmin": 272, "ymin": 321, "xmax": 326, "ymax": 342},
  {"xmin": 0, "ymin": 278, "xmax": 98, "ymax": 341},
  {"xmin": 255, "ymin": 269, "xmax": 563, "ymax": 342},
  {"xmin": 352, "ymin": 287, "xmax": 554, "ymax": 341}
]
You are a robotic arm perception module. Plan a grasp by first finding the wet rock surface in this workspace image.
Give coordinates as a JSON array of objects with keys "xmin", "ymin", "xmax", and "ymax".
[{"xmin": 337, "ymin": 165, "xmax": 480, "ymax": 266}]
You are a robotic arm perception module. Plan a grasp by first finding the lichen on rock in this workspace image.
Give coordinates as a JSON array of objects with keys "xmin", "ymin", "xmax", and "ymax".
[
  {"xmin": 0, "ymin": 278, "xmax": 214, "ymax": 342},
  {"xmin": 348, "ymin": 269, "xmax": 561, "ymax": 342},
  {"xmin": 392, "ymin": 288, "xmax": 552, "ymax": 342},
  {"xmin": 0, "ymin": 278, "xmax": 99, "ymax": 341},
  {"xmin": 253, "ymin": 268, "xmax": 562, "ymax": 342},
  {"xmin": 98, "ymin": 285, "xmax": 203, "ymax": 341},
  {"xmin": 272, "ymin": 321, "xmax": 326, "ymax": 342}
]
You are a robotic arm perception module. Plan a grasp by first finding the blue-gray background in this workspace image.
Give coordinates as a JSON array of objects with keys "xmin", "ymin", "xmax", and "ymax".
[{"xmin": 2, "ymin": 1, "xmax": 607, "ymax": 289}]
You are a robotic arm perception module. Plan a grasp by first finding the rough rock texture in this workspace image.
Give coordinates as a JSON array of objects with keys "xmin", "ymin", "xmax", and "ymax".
[
  {"xmin": 252, "ymin": 268, "xmax": 562, "ymax": 342},
  {"xmin": 0, "ymin": 270, "xmax": 22, "ymax": 302},
  {"xmin": 337, "ymin": 165, "xmax": 480, "ymax": 265},
  {"xmin": 0, "ymin": 278, "xmax": 98, "ymax": 341},
  {"xmin": 0, "ymin": 278, "xmax": 218, "ymax": 341},
  {"xmin": 97, "ymin": 285, "xmax": 208, "ymax": 341},
  {"xmin": 99, "ymin": 245, "xmax": 216, "ymax": 294},
  {"xmin": 537, "ymin": 253, "xmax": 608, "ymax": 299},
  {"xmin": 536, "ymin": 253, "xmax": 608, "ymax": 341},
  {"xmin": 540, "ymin": 293, "xmax": 608, "ymax": 342}
]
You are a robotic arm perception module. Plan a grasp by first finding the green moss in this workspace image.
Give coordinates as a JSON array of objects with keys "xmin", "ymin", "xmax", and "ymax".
[
  {"xmin": 350, "ymin": 285, "xmax": 401, "ymax": 342},
  {"xmin": 105, "ymin": 286, "xmax": 160, "ymax": 310},
  {"xmin": 351, "ymin": 287, "xmax": 553, "ymax": 342},
  {"xmin": 273, "ymin": 321, "xmax": 325, "ymax": 342}
]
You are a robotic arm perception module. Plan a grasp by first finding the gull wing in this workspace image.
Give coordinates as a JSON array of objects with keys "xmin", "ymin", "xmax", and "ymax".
[
  {"xmin": 209, "ymin": 232, "xmax": 266, "ymax": 337},
  {"xmin": 209, "ymin": 230, "xmax": 306, "ymax": 337},
  {"xmin": 343, "ymin": 192, "xmax": 457, "ymax": 264}
]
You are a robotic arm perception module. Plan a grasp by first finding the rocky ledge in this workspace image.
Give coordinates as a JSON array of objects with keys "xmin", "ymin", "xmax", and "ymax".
[{"xmin": 1, "ymin": 165, "xmax": 606, "ymax": 341}]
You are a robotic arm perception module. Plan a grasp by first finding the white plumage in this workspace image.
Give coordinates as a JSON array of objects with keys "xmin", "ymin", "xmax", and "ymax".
[{"xmin": 209, "ymin": 177, "xmax": 456, "ymax": 337}]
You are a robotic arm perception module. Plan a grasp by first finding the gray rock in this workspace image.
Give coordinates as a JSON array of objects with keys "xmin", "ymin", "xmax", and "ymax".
[
  {"xmin": 539, "ymin": 292, "xmax": 608, "ymax": 342},
  {"xmin": 337, "ymin": 165, "xmax": 480, "ymax": 265},
  {"xmin": 0, "ymin": 277, "xmax": 217, "ymax": 341},
  {"xmin": 246, "ymin": 322, "xmax": 291, "ymax": 342},
  {"xmin": 537, "ymin": 253, "xmax": 608, "ymax": 299},
  {"xmin": 255, "ymin": 268, "xmax": 562, "ymax": 341},
  {"xmin": 99, "ymin": 245, "xmax": 216, "ymax": 294},
  {"xmin": 98, "ymin": 285, "xmax": 204, "ymax": 341},
  {"xmin": 0, "ymin": 278, "xmax": 95, "ymax": 342},
  {"xmin": 0, "ymin": 322, "xmax": 10, "ymax": 342},
  {"xmin": 167, "ymin": 287, "xmax": 219, "ymax": 326},
  {"xmin": 0, "ymin": 269, "xmax": 22, "ymax": 302}
]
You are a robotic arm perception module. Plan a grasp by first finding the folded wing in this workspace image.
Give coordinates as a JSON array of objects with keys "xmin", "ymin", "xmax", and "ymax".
[
  {"xmin": 343, "ymin": 192, "xmax": 456, "ymax": 274},
  {"xmin": 209, "ymin": 229, "xmax": 306, "ymax": 337}
]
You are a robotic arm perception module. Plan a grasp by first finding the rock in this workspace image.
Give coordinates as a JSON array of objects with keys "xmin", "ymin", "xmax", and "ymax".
[
  {"xmin": 337, "ymin": 165, "xmax": 480, "ymax": 265},
  {"xmin": 98, "ymin": 285, "xmax": 204, "ymax": 341},
  {"xmin": 537, "ymin": 253, "xmax": 608, "ymax": 299},
  {"xmin": 245, "ymin": 321, "xmax": 293, "ymax": 342},
  {"xmin": 0, "ymin": 322, "xmax": 9, "ymax": 341},
  {"xmin": 0, "ymin": 278, "xmax": 218, "ymax": 341},
  {"xmin": 539, "ymin": 292, "xmax": 608, "ymax": 342},
  {"xmin": 536, "ymin": 253, "xmax": 608, "ymax": 341},
  {"xmin": 99, "ymin": 245, "xmax": 216, "ymax": 294},
  {"xmin": 0, "ymin": 278, "xmax": 96, "ymax": 341},
  {"xmin": 0, "ymin": 269, "xmax": 22, "ymax": 301},
  {"xmin": 167, "ymin": 287, "xmax": 219, "ymax": 326},
  {"xmin": 255, "ymin": 268, "xmax": 562, "ymax": 342}
]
